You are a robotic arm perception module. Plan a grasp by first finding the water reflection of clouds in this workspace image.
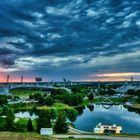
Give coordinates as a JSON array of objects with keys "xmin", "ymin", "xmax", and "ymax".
[
  {"xmin": 121, "ymin": 115, "xmax": 140, "ymax": 122},
  {"xmin": 15, "ymin": 111, "xmax": 38, "ymax": 120},
  {"xmin": 74, "ymin": 105, "xmax": 140, "ymax": 133}
]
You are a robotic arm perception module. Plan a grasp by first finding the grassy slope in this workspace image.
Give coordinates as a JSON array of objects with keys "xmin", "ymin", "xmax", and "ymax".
[
  {"xmin": 62, "ymin": 138, "xmax": 99, "ymax": 140},
  {"xmin": 0, "ymin": 132, "xmax": 104, "ymax": 140},
  {"xmin": 10, "ymin": 88, "xmax": 46, "ymax": 98},
  {"xmin": 0, "ymin": 132, "xmax": 55, "ymax": 140}
]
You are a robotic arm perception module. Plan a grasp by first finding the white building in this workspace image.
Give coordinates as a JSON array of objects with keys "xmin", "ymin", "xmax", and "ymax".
[
  {"xmin": 94, "ymin": 123, "xmax": 122, "ymax": 134},
  {"xmin": 40, "ymin": 128, "xmax": 53, "ymax": 136}
]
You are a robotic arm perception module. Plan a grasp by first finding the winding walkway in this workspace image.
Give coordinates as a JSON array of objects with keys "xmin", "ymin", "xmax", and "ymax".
[
  {"xmin": 68, "ymin": 125, "xmax": 93, "ymax": 134},
  {"xmin": 51, "ymin": 126, "xmax": 140, "ymax": 140},
  {"xmin": 52, "ymin": 134, "xmax": 140, "ymax": 140}
]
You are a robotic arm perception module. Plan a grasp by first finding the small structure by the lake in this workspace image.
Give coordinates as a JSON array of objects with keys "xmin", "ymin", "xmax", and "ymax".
[
  {"xmin": 40, "ymin": 128, "xmax": 53, "ymax": 135},
  {"xmin": 94, "ymin": 123, "xmax": 122, "ymax": 134}
]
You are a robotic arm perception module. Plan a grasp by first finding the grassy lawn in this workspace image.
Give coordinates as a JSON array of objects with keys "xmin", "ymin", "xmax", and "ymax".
[
  {"xmin": 93, "ymin": 97, "xmax": 129, "ymax": 103},
  {"xmin": 80, "ymin": 97, "xmax": 129, "ymax": 107},
  {"xmin": 10, "ymin": 88, "xmax": 46, "ymax": 98},
  {"xmin": 38, "ymin": 102, "xmax": 73, "ymax": 110},
  {"xmin": 61, "ymin": 138, "xmax": 100, "ymax": 140},
  {"xmin": 0, "ymin": 132, "xmax": 55, "ymax": 140},
  {"xmin": 14, "ymin": 118, "xmax": 37, "ymax": 132},
  {"xmin": 10, "ymin": 103, "xmax": 38, "ymax": 111}
]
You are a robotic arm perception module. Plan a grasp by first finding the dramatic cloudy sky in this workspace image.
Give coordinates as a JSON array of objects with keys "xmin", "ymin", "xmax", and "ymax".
[{"xmin": 0, "ymin": 0, "xmax": 140, "ymax": 82}]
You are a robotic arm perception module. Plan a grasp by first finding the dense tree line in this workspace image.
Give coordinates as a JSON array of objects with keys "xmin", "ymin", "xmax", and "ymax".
[
  {"xmin": 0, "ymin": 95, "xmax": 9, "ymax": 105},
  {"xmin": 0, "ymin": 107, "xmax": 15, "ymax": 131},
  {"xmin": 63, "ymin": 93, "xmax": 83, "ymax": 106},
  {"xmin": 30, "ymin": 88, "xmax": 84, "ymax": 106},
  {"xmin": 54, "ymin": 111, "xmax": 68, "ymax": 133},
  {"xmin": 127, "ymin": 89, "xmax": 140, "ymax": 96},
  {"xmin": 99, "ymin": 88, "xmax": 116, "ymax": 95},
  {"xmin": 29, "ymin": 93, "xmax": 54, "ymax": 106}
]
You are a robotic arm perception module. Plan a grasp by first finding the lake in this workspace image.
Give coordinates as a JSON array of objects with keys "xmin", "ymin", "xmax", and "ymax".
[
  {"xmin": 74, "ymin": 104, "xmax": 140, "ymax": 134},
  {"xmin": 14, "ymin": 104, "xmax": 140, "ymax": 134},
  {"xmin": 15, "ymin": 111, "xmax": 38, "ymax": 120}
]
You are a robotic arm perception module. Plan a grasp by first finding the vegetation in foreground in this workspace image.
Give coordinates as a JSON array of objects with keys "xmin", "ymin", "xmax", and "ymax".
[
  {"xmin": 0, "ymin": 132, "xmax": 104, "ymax": 140},
  {"xmin": 0, "ymin": 132, "xmax": 54, "ymax": 140},
  {"xmin": 0, "ymin": 84, "xmax": 140, "ymax": 136}
]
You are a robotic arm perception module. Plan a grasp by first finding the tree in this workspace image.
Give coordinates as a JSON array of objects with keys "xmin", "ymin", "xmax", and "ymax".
[
  {"xmin": 44, "ymin": 96, "xmax": 54, "ymax": 106},
  {"xmin": 69, "ymin": 94, "xmax": 79, "ymax": 106},
  {"xmin": 67, "ymin": 109, "xmax": 78, "ymax": 123},
  {"xmin": 14, "ymin": 122, "xmax": 26, "ymax": 132},
  {"xmin": 87, "ymin": 104, "xmax": 94, "ymax": 111},
  {"xmin": 37, "ymin": 95, "xmax": 44, "ymax": 105},
  {"xmin": 137, "ymin": 96, "xmax": 140, "ymax": 103},
  {"xmin": 32, "ymin": 93, "xmax": 44, "ymax": 105},
  {"xmin": 2, "ymin": 105, "xmax": 9, "ymax": 115},
  {"xmin": 0, "ymin": 108, "xmax": 2, "ymax": 115},
  {"xmin": 54, "ymin": 111, "xmax": 68, "ymax": 133},
  {"xmin": 63, "ymin": 94, "xmax": 81, "ymax": 106},
  {"xmin": 127, "ymin": 89, "xmax": 136, "ymax": 95},
  {"xmin": 27, "ymin": 118, "xmax": 34, "ymax": 131},
  {"xmin": 136, "ymin": 90, "xmax": 140, "ymax": 96},
  {"xmin": 5, "ymin": 108, "xmax": 15, "ymax": 131},
  {"xmin": 0, "ymin": 96, "xmax": 8, "ymax": 105},
  {"xmin": 51, "ymin": 88, "xmax": 68, "ymax": 96},
  {"xmin": 36, "ymin": 110, "xmax": 51, "ymax": 133},
  {"xmin": 50, "ymin": 108, "xmax": 57, "ymax": 122},
  {"xmin": 77, "ymin": 94, "xmax": 83, "ymax": 104},
  {"xmin": 75, "ymin": 106, "xmax": 85, "ymax": 115},
  {"xmin": 88, "ymin": 93, "xmax": 94, "ymax": 100}
]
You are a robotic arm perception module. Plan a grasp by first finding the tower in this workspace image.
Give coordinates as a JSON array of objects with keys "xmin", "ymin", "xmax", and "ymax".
[
  {"xmin": 7, "ymin": 75, "xmax": 10, "ymax": 84},
  {"xmin": 21, "ymin": 76, "xmax": 23, "ymax": 83},
  {"xmin": 131, "ymin": 77, "xmax": 133, "ymax": 86},
  {"xmin": 98, "ymin": 80, "xmax": 101, "ymax": 90}
]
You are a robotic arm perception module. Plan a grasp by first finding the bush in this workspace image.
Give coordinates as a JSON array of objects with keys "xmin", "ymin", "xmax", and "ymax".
[
  {"xmin": 36, "ymin": 110, "xmax": 51, "ymax": 133},
  {"xmin": 88, "ymin": 93, "xmax": 94, "ymax": 100},
  {"xmin": 51, "ymin": 88, "xmax": 68, "ymax": 96},
  {"xmin": 50, "ymin": 108, "xmax": 58, "ymax": 121},
  {"xmin": 44, "ymin": 96, "xmax": 54, "ymax": 106},
  {"xmin": 27, "ymin": 119, "xmax": 34, "ymax": 131},
  {"xmin": 54, "ymin": 111, "xmax": 68, "ymax": 133},
  {"xmin": 67, "ymin": 109, "xmax": 78, "ymax": 122},
  {"xmin": 127, "ymin": 89, "xmax": 136, "ymax": 95},
  {"xmin": 14, "ymin": 122, "xmax": 26, "ymax": 132},
  {"xmin": 0, "ymin": 117, "xmax": 6, "ymax": 131},
  {"xmin": 2, "ymin": 105, "xmax": 9, "ymax": 115},
  {"xmin": 5, "ymin": 108, "xmax": 15, "ymax": 131},
  {"xmin": 0, "ymin": 96, "xmax": 8, "ymax": 105}
]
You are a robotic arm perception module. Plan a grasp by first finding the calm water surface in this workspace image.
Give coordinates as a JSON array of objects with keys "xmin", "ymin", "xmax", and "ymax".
[
  {"xmin": 15, "ymin": 111, "xmax": 38, "ymax": 120},
  {"xmin": 74, "ymin": 105, "xmax": 140, "ymax": 134}
]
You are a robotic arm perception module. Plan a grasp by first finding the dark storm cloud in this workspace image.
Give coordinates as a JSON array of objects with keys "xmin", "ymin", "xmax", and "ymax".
[{"xmin": 0, "ymin": 0, "xmax": 140, "ymax": 80}]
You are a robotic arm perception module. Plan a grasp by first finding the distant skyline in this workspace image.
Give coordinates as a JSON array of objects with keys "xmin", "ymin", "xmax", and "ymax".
[{"xmin": 0, "ymin": 0, "xmax": 140, "ymax": 82}]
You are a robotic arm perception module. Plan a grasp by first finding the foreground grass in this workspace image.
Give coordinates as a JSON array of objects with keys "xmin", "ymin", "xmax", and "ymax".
[
  {"xmin": 0, "ymin": 132, "xmax": 56, "ymax": 140},
  {"xmin": 61, "ymin": 138, "xmax": 100, "ymax": 140}
]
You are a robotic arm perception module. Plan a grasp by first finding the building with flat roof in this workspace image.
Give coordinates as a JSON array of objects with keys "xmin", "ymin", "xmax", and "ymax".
[
  {"xmin": 94, "ymin": 123, "xmax": 122, "ymax": 134},
  {"xmin": 40, "ymin": 128, "xmax": 53, "ymax": 136}
]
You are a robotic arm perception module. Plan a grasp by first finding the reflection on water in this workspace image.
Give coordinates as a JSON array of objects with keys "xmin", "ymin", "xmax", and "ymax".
[
  {"xmin": 74, "ymin": 104, "xmax": 140, "ymax": 134},
  {"xmin": 15, "ymin": 111, "xmax": 38, "ymax": 120}
]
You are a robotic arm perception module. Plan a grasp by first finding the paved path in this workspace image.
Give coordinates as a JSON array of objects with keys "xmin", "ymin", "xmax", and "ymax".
[
  {"xmin": 68, "ymin": 125, "xmax": 92, "ymax": 134},
  {"xmin": 52, "ymin": 134, "xmax": 140, "ymax": 140}
]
